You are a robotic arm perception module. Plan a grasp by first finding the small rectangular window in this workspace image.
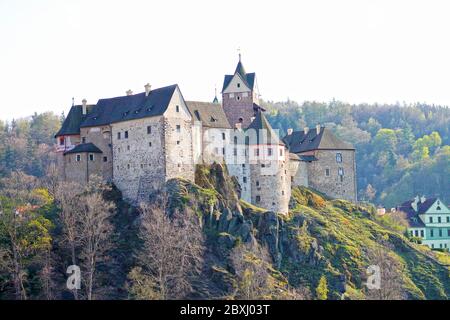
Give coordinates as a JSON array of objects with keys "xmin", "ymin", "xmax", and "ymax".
[
  {"xmin": 338, "ymin": 167, "xmax": 344, "ymax": 176},
  {"xmin": 233, "ymin": 148, "xmax": 237, "ymax": 156},
  {"xmin": 256, "ymin": 181, "xmax": 260, "ymax": 187},
  {"xmin": 420, "ymin": 230, "xmax": 424, "ymax": 237},
  {"xmin": 89, "ymin": 154, "xmax": 94, "ymax": 161},
  {"xmin": 325, "ymin": 169, "xmax": 330, "ymax": 176},
  {"xmin": 149, "ymin": 142, "xmax": 152, "ymax": 147},
  {"xmin": 430, "ymin": 229, "xmax": 434, "ymax": 237},
  {"xmin": 82, "ymin": 137, "xmax": 86, "ymax": 144},
  {"xmin": 147, "ymin": 126, "xmax": 151, "ymax": 134},
  {"xmin": 429, "ymin": 217, "xmax": 433, "ymax": 223},
  {"xmin": 176, "ymin": 125, "xmax": 181, "ymax": 133},
  {"xmin": 177, "ymin": 141, "xmax": 180, "ymax": 145},
  {"xmin": 103, "ymin": 156, "xmax": 108, "ymax": 162},
  {"xmin": 268, "ymin": 148, "xmax": 273, "ymax": 156},
  {"xmin": 336, "ymin": 153, "xmax": 342, "ymax": 163},
  {"xmin": 222, "ymin": 132, "xmax": 226, "ymax": 140},
  {"xmin": 438, "ymin": 229, "xmax": 442, "ymax": 237},
  {"xmin": 243, "ymin": 177, "xmax": 247, "ymax": 183},
  {"xmin": 255, "ymin": 148, "xmax": 260, "ymax": 156},
  {"xmin": 176, "ymin": 105, "xmax": 180, "ymax": 112},
  {"xmin": 125, "ymin": 131, "xmax": 129, "ymax": 139},
  {"xmin": 256, "ymin": 195, "xmax": 261, "ymax": 203},
  {"xmin": 76, "ymin": 154, "xmax": 81, "ymax": 162},
  {"xmin": 447, "ymin": 217, "xmax": 450, "ymax": 223},
  {"xmin": 222, "ymin": 148, "xmax": 225, "ymax": 155},
  {"xmin": 117, "ymin": 132, "xmax": 121, "ymax": 140},
  {"xmin": 438, "ymin": 217, "xmax": 442, "ymax": 223},
  {"xmin": 447, "ymin": 229, "xmax": 450, "ymax": 236},
  {"xmin": 280, "ymin": 149, "xmax": 283, "ymax": 156},
  {"xmin": 59, "ymin": 137, "xmax": 64, "ymax": 146}
]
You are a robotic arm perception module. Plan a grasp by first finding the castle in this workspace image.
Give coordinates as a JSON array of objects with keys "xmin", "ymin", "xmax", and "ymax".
[{"xmin": 55, "ymin": 57, "xmax": 357, "ymax": 214}]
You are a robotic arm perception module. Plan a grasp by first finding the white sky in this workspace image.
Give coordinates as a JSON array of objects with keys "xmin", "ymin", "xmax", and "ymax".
[{"xmin": 1, "ymin": 0, "xmax": 450, "ymax": 121}]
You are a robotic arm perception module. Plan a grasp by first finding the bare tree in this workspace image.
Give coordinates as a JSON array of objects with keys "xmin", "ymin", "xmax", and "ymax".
[
  {"xmin": 128, "ymin": 200, "xmax": 204, "ymax": 300},
  {"xmin": 364, "ymin": 245, "xmax": 406, "ymax": 300},
  {"xmin": 230, "ymin": 243, "xmax": 274, "ymax": 300},
  {"xmin": 54, "ymin": 181, "xmax": 83, "ymax": 299},
  {"xmin": 78, "ymin": 182, "xmax": 115, "ymax": 300}
]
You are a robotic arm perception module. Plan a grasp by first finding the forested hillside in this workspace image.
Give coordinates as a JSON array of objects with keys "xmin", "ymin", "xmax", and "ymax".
[{"xmin": 262, "ymin": 100, "xmax": 450, "ymax": 208}]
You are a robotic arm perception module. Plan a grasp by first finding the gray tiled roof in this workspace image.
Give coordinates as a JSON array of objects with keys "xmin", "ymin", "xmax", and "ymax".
[
  {"xmin": 283, "ymin": 128, "xmax": 355, "ymax": 153},
  {"xmin": 186, "ymin": 101, "xmax": 231, "ymax": 129},
  {"xmin": 55, "ymin": 104, "xmax": 93, "ymax": 137},
  {"xmin": 64, "ymin": 143, "xmax": 103, "ymax": 155},
  {"xmin": 81, "ymin": 84, "xmax": 178, "ymax": 127},
  {"xmin": 246, "ymin": 111, "xmax": 284, "ymax": 146}
]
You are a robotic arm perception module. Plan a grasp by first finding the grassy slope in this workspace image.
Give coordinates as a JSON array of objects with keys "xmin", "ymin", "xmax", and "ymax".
[{"xmin": 167, "ymin": 164, "xmax": 449, "ymax": 300}]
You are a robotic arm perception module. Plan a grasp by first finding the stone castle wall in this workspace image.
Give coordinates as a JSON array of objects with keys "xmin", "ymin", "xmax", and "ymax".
[
  {"xmin": 306, "ymin": 150, "xmax": 357, "ymax": 202},
  {"xmin": 80, "ymin": 126, "xmax": 113, "ymax": 181},
  {"xmin": 111, "ymin": 116, "xmax": 166, "ymax": 203}
]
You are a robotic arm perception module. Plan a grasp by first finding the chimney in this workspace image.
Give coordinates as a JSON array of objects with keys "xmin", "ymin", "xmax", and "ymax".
[
  {"xmin": 144, "ymin": 83, "xmax": 151, "ymax": 97},
  {"xmin": 126, "ymin": 90, "xmax": 133, "ymax": 96},
  {"xmin": 420, "ymin": 195, "xmax": 426, "ymax": 204},
  {"xmin": 287, "ymin": 128, "xmax": 293, "ymax": 135},
  {"xmin": 82, "ymin": 99, "xmax": 87, "ymax": 115},
  {"xmin": 316, "ymin": 124, "xmax": 321, "ymax": 135},
  {"xmin": 235, "ymin": 123, "xmax": 242, "ymax": 130},
  {"xmin": 304, "ymin": 127, "xmax": 309, "ymax": 135},
  {"xmin": 411, "ymin": 196, "xmax": 419, "ymax": 212}
]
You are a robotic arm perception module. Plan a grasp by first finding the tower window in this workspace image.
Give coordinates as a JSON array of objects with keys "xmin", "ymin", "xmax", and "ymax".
[
  {"xmin": 89, "ymin": 154, "xmax": 94, "ymax": 161},
  {"xmin": 125, "ymin": 131, "xmax": 129, "ymax": 139},
  {"xmin": 256, "ymin": 181, "xmax": 260, "ymax": 187},
  {"xmin": 336, "ymin": 153, "xmax": 342, "ymax": 163},
  {"xmin": 176, "ymin": 105, "xmax": 180, "ymax": 112},
  {"xmin": 237, "ymin": 83, "xmax": 241, "ymax": 88},
  {"xmin": 243, "ymin": 177, "xmax": 247, "ymax": 183},
  {"xmin": 222, "ymin": 132, "xmax": 226, "ymax": 140},
  {"xmin": 338, "ymin": 167, "xmax": 344, "ymax": 176},
  {"xmin": 147, "ymin": 126, "xmax": 151, "ymax": 134},
  {"xmin": 76, "ymin": 154, "xmax": 81, "ymax": 162},
  {"xmin": 176, "ymin": 125, "xmax": 181, "ymax": 133},
  {"xmin": 103, "ymin": 156, "xmax": 108, "ymax": 162},
  {"xmin": 117, "ymin": 132, "xmax": 121, "ymax": 140},
  {"xmin": 82, "ymin": 137, "xmax": 86, "ymax": 144}
]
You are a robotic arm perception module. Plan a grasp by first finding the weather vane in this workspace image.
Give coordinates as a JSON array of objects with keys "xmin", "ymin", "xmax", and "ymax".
[{"xmin": 237, "ymin": 47, "xmax": 241, "ymax": 61}]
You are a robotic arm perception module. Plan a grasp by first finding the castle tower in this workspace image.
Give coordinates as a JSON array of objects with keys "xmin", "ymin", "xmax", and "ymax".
[{"xmin": 222, "ymin": 55, "xmax": 262, "ymax": 128}]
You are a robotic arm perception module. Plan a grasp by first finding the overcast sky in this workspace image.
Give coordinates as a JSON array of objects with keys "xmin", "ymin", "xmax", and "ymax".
[{"xmin": 1, "ymin": 0, "xmax": 450, "ymax": 120}]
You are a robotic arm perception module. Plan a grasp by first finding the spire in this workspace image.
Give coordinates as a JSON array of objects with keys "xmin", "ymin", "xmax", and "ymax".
[
  {"xmin": 72, "ymin": 97, "xmax": 75, "ymax": 107},
  {"xmin": 213, "ymin": 86, "xmax": 219, "ymax": 104},
  {"xmin": 234, "ymin": 47, "xmax": 247, "ymax": 79}
]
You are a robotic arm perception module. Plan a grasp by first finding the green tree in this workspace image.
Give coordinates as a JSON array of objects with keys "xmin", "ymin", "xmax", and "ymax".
[{"xmin": 315, "ymin": 275, "xmax": 328, "ymax": 300}]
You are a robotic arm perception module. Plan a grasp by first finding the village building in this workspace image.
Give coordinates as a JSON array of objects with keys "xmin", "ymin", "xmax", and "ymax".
[{"xmin": 398, "ymin": 196, "xmax": 450, "ymax": 250}]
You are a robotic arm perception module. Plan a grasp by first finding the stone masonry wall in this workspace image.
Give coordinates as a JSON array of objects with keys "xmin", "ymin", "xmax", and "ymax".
[
  {"xmin": 111, "ymin": 116, "xmax": 166, "ymax": 203},
  {"xmin": 307, "ymin": 150, "xmax": 357, "ymax": 202},
  {"xmin": 80, "ymin": 126, "xmax": 113, "ymax": 182}
]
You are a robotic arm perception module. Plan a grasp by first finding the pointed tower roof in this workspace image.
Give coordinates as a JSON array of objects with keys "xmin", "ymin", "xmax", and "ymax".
[
  {"xmin": 246, "ymin": 111, "xmax": 284, "ymax": 146},
  {"xmin": 222, "ymin": 56, "xmax": 256, "ymax": 92},
  {"xmin": 234, "ymin": 54, "xmax": 247, "ymax": 79}
]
